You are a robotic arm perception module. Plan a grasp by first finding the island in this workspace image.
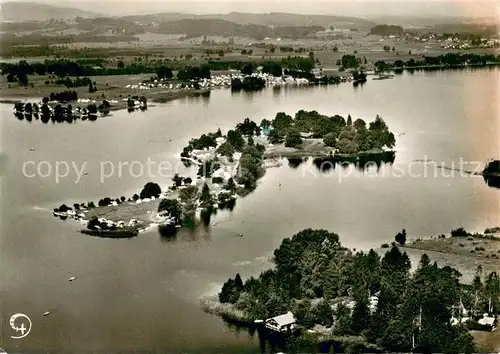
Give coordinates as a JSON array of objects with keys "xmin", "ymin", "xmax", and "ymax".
[{"xmin": 49, "ymin": 109, "xmax": 397, "ymax": 235}]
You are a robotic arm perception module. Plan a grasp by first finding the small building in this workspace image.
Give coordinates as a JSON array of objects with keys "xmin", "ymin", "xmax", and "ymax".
[{"xmin": 265, "ymin": 311, "xmax": 296, "ymax": 333}]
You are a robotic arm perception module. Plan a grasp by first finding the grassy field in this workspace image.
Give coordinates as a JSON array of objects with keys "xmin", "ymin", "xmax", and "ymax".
[{"xmin": 404, "ymin": 234, "xmax": 500, "ymax": 264}]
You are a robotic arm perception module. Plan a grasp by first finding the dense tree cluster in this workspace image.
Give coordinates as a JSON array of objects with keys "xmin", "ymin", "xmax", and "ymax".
[
  {"xmin": 158, "ymin": 198, "xmax": 182, "ymax": 223},
  {"xmin": 341, "ymin": 55, "xmax": 360, "ymax": 69},
  {"xmin": 483, "ymin": 160, "xmax": 500, "ymax": 175},
  {"xmin": 49, "ymin": 90, "xmax": 78, "ymax": 102},
  {"xmin": 284, "ymin": 130, "xmax": 302, "ymax": 148},
  {"xmin": 54, "ymin": 76, "xmax": 93, "ymax": 89},
  {"xmin": 235, "ymin": 118, "xmax": 260, "ymax": 137},
  {"xmin": 181, "ymin": 130, "xmax": 222, "ymax": 158},
  {"xmin": 369, "ymin": 25, "xmax": 404, "ymax": 36},
  {"xmin": 334, "ymin": 115, "xmax": 395, "ymax": 154},
  {"xmin": 236, "ymin": 143, "xmax": 265, "ymax": 191},
  {"xmin": 261, "ymin": 61, "xmax": 283, "ymax": 77},
  {"xmin": 218, "ymin": 228, "xmax": 491, "ymax": 353},
  {"xmin": 264, "ymin": 110, "xmax": 395, "ymax": 155},
  {"xmin": 376, "ymin": 53, "xmax": 500, "ymax": 72},
  {"xmin": 177, "ymin": 64, "xmax": 211, "ymax": 80},
  {"xmin": 156, "ymin": 65, "xmax": 173, "ymax": 79},
  {"xmin": 231, "ymin": 76, "xmax": 265, "ymax": 91},
  {"xmin": 0, "ymin": 59, "xmax": 156, "ymax": 78}
]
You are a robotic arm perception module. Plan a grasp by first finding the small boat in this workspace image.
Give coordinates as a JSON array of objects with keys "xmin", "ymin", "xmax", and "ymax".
[
  {"xmin": 43, "ymin": 311, "xmax": 51, "ymax": 316},
  {"xmin": 29, "ymin": 148, "xmax": 35, "ymax": 151},
  {"xmin": 69, "ymin": 276, "xmax": 76, "ymax": 282}
]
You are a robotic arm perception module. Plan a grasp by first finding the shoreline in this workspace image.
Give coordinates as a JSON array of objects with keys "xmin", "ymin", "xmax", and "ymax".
[{"xmin": 0, "ymin": 88, "xmax": 210, "ymax": 112}]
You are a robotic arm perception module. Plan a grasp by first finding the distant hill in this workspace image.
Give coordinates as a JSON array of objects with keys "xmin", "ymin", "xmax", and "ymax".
[
  {"xmin": 0, "ymin": 2, "xmax": 102, "ymax": 22},
  {"xmin": 155, "ymin": 18, "xmax": 324, "ymax": 39},
  {"xmin": 124, "ymin": 12, "xmax": 375, "ymax": 30},
  {"xmin": 204, "ymin": 12, "xmax": 375, "ymax": 30}
]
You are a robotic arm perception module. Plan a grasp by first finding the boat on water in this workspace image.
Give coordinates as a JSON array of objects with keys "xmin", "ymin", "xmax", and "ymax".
[
  {"xmin": 373, "ymin": 74, "xmax": 395, "ymax": 80},
  {"xmin": 43, "ymin": 311, "xmax": 51, "ymax": 316}
]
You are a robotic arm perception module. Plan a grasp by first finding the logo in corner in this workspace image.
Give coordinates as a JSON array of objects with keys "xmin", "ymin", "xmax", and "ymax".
[{"xmin": 9, "ymin": 313, "xmax": 32, "ymax": 339}]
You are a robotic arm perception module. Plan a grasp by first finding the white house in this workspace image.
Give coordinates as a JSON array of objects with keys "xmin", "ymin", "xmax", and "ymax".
[
  {"xmin": 265, "ymin": 311, "xmax": 296, "ymax": 333},
  {"xmin": 478, "ymin": 314, "xmax": 496, "ymax": 327}
]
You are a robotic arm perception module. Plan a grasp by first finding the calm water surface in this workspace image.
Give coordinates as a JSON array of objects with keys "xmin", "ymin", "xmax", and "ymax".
[{"xmin": 1, "ymin": 69, "xmax": 499, "ymax": 352}]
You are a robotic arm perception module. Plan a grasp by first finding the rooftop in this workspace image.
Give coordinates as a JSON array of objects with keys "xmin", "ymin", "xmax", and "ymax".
[{"xmin": 267, "ymin": 311, "xmax": 296, "ymax": 327}]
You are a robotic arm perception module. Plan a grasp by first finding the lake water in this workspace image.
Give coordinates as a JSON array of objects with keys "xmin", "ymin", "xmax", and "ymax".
[{"xmin": 1, "ymin": 68, "xmax": 499, "ymax": 352}]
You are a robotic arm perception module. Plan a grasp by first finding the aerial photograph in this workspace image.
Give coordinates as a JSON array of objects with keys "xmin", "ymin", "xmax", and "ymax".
[{"xmin": 0, "ymin": 0, "xmax": 499, "ymax": 352}]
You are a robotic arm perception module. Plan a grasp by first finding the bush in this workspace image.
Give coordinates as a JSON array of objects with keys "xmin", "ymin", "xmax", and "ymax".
[
  {"xmin": 139, "ymin": 182, "xmax": 161, "ymax": 199},
  {"xmin": 132, "ymin": 193, "xmax": 140, "ymax": 201}
]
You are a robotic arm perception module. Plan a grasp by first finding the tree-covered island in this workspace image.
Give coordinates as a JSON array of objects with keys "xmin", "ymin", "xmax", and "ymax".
[
  {"xmin": 202, "ymin": 228, "xmax": 499, "ymax": 353},
  {"xmin": 51, "ymin": 110, "xmax": 397, "ymax": 235}
]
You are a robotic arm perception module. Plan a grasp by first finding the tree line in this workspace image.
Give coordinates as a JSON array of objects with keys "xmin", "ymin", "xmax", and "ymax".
[
  {"xmin": 372, "ymin": 53, "xmax": 500, "ymax": 72},
  {"xmin": 264, "ymin": 110, "xmax": 395, "ymax": 154}
]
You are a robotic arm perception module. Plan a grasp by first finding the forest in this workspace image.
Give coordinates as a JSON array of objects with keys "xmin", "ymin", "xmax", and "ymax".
[{"xmin": 218, "ymin": 228, "xmax": 498, "ymax": 353}]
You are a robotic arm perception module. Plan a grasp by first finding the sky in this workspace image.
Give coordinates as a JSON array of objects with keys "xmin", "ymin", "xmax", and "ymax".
[{"xmin": 3, "ymin": 0, "xmax": 500, "ymax": 18}]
